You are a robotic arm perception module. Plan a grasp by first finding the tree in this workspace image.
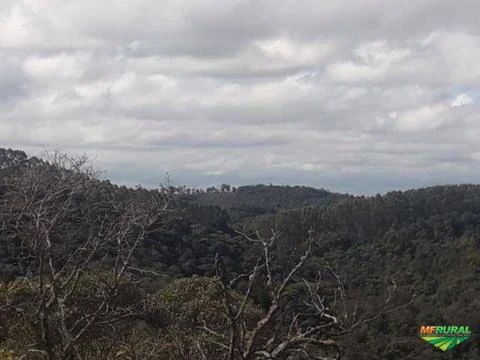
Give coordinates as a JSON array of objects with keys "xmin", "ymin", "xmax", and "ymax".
[
  {"xmin": 143, "ymin": 276, "xmax": 260, "ymax": 360},
  {"xmin": 0, "ymin": 151, "xmax": 169, "ymax": 360},
  {"xmin": 209, "ymin": 228, "xmax": 414, "ymax": 359},
  {"xmin": 221, "ymin": 184, "xmax": 231, "ymax": 193}
]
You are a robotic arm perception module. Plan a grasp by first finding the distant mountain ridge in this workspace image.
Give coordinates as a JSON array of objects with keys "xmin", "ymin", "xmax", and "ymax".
[{"xmin": 183, "ymin": 184, "xmax": 352, "ymax": 222}]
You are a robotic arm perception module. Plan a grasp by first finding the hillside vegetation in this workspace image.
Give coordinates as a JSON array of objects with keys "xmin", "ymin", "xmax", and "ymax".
[
  {"xmin": 0, "ymin": 148, "xmax": 478, "ymax": 359},
  {"xmin": 183, "ymin": 184, "xmax": 351, "ymax": 222}
]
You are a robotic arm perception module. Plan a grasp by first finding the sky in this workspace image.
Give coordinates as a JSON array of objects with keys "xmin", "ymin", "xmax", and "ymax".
[{"xmin": 1, "ymin": 0, "xmax": 480, "ymax": 194}]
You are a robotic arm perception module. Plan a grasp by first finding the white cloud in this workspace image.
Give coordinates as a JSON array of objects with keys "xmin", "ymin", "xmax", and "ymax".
[
  {"xmin": 1, "ymin": 0, "xmax": 480, "ymax": 193},
  {"xmin": 451, "ymin": 93, "xmax": 473, "ymax": 107},
  {"xmin": 23, "ymin": 52, "xmax": 92, "ymax": 80},
  {"xmin": 393, "ymin": 104, "xmax": 448, "ymax": 132}
]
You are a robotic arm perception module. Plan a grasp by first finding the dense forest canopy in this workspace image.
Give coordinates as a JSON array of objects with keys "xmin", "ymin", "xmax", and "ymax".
[
  {"xmin": 0, "ymin": 148, "xmax": 478, "ymax": 359},
  {"xmin": 181, "ymin": 184, "xmax": 351, "ymax": 222}
]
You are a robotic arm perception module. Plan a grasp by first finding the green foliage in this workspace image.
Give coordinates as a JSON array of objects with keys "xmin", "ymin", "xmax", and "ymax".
[
  {"xmin": 0, "ymin": 349, "xmax": 16, "ymax": 360},
  {"xmin": 146, "ymin": 276, "xmax": 261, "ymax": 360},
  {"xmin": 1, "ymin": 148, "xmax": 479, "ymax": 359},
  {"xmin": 184, "ymin": 184, "xmax": 350, "ymax": 222},
  {"xmin": 149, "ymin": 276, "xmax": 226, "ymax": 328}
]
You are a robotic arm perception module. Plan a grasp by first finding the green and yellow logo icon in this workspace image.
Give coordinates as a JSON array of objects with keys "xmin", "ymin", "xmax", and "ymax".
[{"xmin": 419, "ymin": 325, "xmax": 471, "ymax": 351}]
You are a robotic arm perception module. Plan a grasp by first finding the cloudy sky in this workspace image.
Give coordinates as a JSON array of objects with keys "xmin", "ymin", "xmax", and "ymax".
[{"xmin": 1, "ymin": 0, "xmax": 480, "ymax": 194}]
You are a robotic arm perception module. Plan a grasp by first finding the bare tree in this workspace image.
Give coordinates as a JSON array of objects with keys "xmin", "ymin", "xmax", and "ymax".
[
  {"xmin": 0, "ymin": 151, "xmax": 169, "ymax": 360},
  {"xmin": 210, "ymin": 228, "xmax": 414, "ymax": 360}
]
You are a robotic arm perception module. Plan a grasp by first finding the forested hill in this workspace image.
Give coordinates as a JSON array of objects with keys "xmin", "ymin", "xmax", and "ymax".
[
  {"xmin": 0, "ymin": 147, "xmax": 479, "ymax": 359},
  {"xmin": 183, "ymin": 184, "xmax": 352, "ymax": 221}
]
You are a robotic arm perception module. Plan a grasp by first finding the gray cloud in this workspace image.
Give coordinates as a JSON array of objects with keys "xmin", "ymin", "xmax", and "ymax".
[
  {"xmin": 1, "ymin": 0, "xmax": 480, "ymax": 194},
  {"xmin": 0, "ymin": 54, "xmax": 29, "ymax": 103}
]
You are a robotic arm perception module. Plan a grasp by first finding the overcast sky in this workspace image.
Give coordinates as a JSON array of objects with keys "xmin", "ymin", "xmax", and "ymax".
[{"xmin": 1, "ymin": 0, "xmax": 480, "ymax": 194}]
